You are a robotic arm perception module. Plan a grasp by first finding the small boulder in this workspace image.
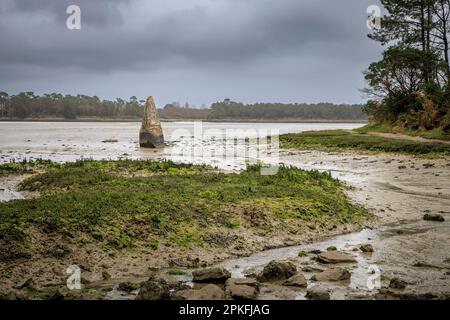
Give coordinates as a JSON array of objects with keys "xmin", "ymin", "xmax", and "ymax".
[
  {"xmin": 257, "ymin": 260, "xmax": 297, "ymax": 282},
  {"xmin": 423, "ymin": 213, "xmax": 445, "ymax": 222},
  {"xmin": 306, "ymin": 286, "xmax": 330, "ymax": 300},
  {"xmin": 118, "ymin": 282, "xmax": 139, "ymax": 293},
  {"xmin": 225, "ymin": 278, "xmax": 259, "ymax": 289},
  {"xmin": 389, "ymin": 278, "xmax": 407, "ymax": 290},
  {"xmin": 317, "ymin": 251, "xmax": 356, "ymax": 264},
  {"xmin": 312, "ymin": 268, "xmax": 351, "ymax": 282},
  {"xmin": 192, "ymin": 267, "xmax": 231, "ymax": 283},
  {"xmin": 283, "ymin": 273, "xmax": 307, "ymax": 287},
  {"xmin": 360, "ymin": 244, "xmax": 374, "ymax": 253},
  {"xmin": 176, "ymin": 284, "xmax": 225, "ymax": 300},
  {"xmin": 225, "ymin": 279, "xmax": 258, "ymax": 300},
  {"xmin": 136, "ymin": 276, "xmax": 171, "ymax": 300}
]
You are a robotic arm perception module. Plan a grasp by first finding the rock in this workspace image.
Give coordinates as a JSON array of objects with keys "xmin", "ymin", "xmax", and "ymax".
[
  {"xmin": 360, "ymin": 244, "xmax": 374, "ymax": 253},
  {"xmin": 423, "ymin": 213, "xmax": 445, "ymax": 222},
  {"xmin": 283, "ymin": 273, "xmax": 307, "ymax": 287},
  {"xmin": 225, "ymin": 278, "xmax": 259, "ymax": 289},
  {"xmin": 225, "ymin": 279, "xmax": 258, "ymax": 300},
  {"xmin": 136, "ymin": 276, "xmax": 171, "ymax": 300},
  {"xmin": 301, "ymin": 266, "xmax": 324, "ymax": 273},
  {"xmin": 176, "ymin": 284, "xmax": 225, "ymax": 300},
  {"xmin": 49, "ymin": 290, "xmax": 64, "ymax": 300},
  {"xmin": 15, "ymin": 278, "xmax": 33, "ymax": 290},
  {"xmin": 257, "ymin": 260, "xmax": 297, "ymax": 282},
  {"xmin": 312, "ymin": 268, "xmax": 351, "ymax": 282},
  {"xmin": 326, "ymin": 246, "xmax": 337, "ymax": 251},
  {"xmin": 0, "ymin": 291, "xmax": 26, "ymax": 300},
  {"xmin": 389, "ymin": 278, "xmax": 407, "ymax": 290},
  {"xmin": 118, "ymin": 282, "xmax": 139, "ymax": 293},
  {"xmin": 317, "ymin": 251, "xmax": 356, "ymax": 264},
  {"xmin": 192, "ymin": 267, "xmax": 231, "ymax": 283},
  {"xmin": 413, "ymin": 261, "xmax": 446, "ymax": 269},
  {"xmin": 139, "ymin": 96, "xmax": 164, "ymax": 148},
  {"xmin": 102, "ymin": 271, "xmax": 111, "ymax": 280},
  {"xmin": 298, "ymin": 250, "xmax": 308, "ymax": 257},
  {"xmin": 306, "ymin": 286, "xmax": 330, "ymax": 300}
]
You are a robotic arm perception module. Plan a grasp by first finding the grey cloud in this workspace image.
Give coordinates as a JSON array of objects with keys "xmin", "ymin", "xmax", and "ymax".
[{"xmin": 0, "ymin": 0, "xmax": 382, "ymax": 105}]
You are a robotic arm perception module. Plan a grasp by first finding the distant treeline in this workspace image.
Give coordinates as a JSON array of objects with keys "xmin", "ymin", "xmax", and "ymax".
[
  {"xmin": 0, "ymin": 92, "xmax": 367, "ymax": 121},
  {"xmin": 209, "ymin": 99, "xmax": 367, "ymax": 120}
]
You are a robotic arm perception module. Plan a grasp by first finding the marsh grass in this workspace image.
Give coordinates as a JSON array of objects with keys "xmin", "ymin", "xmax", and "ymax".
[
  {"xmin": 280, "ymin": 129, "xmax": 450, "ymax": 156},
  {"xmin": 0, "ymin": 159, "xmax": 369, "ymax": 260}
]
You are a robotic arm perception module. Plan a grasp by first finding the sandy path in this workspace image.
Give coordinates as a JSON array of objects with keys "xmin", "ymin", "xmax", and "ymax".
[{"xmin": 367, "ymin": 131, "xmax": 450, "ymax": 145}]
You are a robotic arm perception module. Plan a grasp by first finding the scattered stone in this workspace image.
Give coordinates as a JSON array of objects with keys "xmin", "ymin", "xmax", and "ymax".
[
  {"xmin": 301, "ymin": 266, "xmax": 324, "ymax": 273},
  {"xmin": 317, "ymin": 251, "xmax": 356, "ymax": 264},
  {"xmin": 326, "ymin": 246, "xmax": 337, "ymax": 251},
  {"xmin": 389, "ymin": 278, "xmax": 407, "ymax": 290},
  {"xmin": 225, "ymin": 278, "xmax": 259, "ymax": 290},
  {"xmin": 257, "ymin": 260, "xmax": 297, "ymax": 282},
  {"xmin": 102, "ymin": 271, "xmax": 111, "ymax": 280},
  {"xmin": 118, "ymin": 282, "xmax": 139, "ymax": 293},
  {"xmin": 312, "ymin": 268, "xmax": 351, "ymax": 282},
  {"xmin": 360, "ymin": 244, "xmax": 374, "ymax": 253},
  {"xmin": 298, "ymin": 250, "xmax": 308, "ymax": 257},
  {"xmin": 192, "ymin": 267, "xmax": 231, "ymax": 283},
  {"xmin": 413, "ymin": 261, "xmax": 446, "ymax": 270},
  {"xmin": 423, "ymin": 213, "xmax": 445, "ymax": 222},
  {"xmin": 225, "ymin": 279, "xmax": 259, "ymax": 300},
  {"xmin": 176, "ymin": 284, "xmax": 225, "ymax": 300},
  {"xmin": 423, "ymin": 163, "xmax": 435, "ymax": 169},
  {"xmin": 306, "ymin": 286, "xmax": 330, "ymax": 300},
  {"xmin": 283, "ymin": 273, "xmax": 307, "ymax": 287},
  {"xmin": 309, "ymin": 249, "xmax": 322, "ymax": 254},
  {"xmin": 136, "ymin": 276, "xmax": 171, "ymax": 300},
  {"xmin": 15, "ymin": 278, "xmax": 33, "ymax": 290},
  {"xmin": 49, "ymin": 290, "xmax": 64, "ymax": 300},
  {"xmin": 0, "ymin": 291, "xmax": 26, "ymax": 300}
]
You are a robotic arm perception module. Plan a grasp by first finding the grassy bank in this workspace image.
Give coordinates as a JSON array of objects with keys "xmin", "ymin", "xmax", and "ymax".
[
  {"xmin": 280, "ymin": 129, "xmax": 450, "ymax": 157},
  {"xmin": 0, "ymin": 159, "xmax": 369, "ymax": 264},
  {"xmin": 356, "ymin": 124, "xmax": 450, "ymax": 141}
]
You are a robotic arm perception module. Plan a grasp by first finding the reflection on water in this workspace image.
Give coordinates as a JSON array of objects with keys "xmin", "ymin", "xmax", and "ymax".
[{"xmin": 0, "ymin": 121, "xmax": 364, "ymax": 170}]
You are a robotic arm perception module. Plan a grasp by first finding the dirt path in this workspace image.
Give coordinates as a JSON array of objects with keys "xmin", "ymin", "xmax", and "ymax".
[{"xmin": 367, "ymin": 131, "xmax": 450, "ymax": 145}]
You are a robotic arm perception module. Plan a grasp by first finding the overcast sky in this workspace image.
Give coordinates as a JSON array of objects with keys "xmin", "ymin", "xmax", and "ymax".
[{"xmin": 0, "ymin": 0, "xmax": 382, "ymax": 106}]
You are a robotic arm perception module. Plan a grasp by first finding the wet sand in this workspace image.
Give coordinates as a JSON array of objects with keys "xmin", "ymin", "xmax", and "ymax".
[{"xmin": 1, "ymin": 121, "xmax": 449, "ymax": 299}]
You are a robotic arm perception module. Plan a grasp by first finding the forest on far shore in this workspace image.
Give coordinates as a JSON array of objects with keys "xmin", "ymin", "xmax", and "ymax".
[{"xmin": 0, "ymin": 92, "xmax": 367, "ymax": 121}]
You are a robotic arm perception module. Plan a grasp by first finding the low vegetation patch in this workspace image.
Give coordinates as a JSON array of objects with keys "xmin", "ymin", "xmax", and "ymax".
[
  {"xmin": 0, "ymin": 159, "xmax": 369, "ymax": 261},
  {"xmin": 280, "ymin": 130, "xmax": 450, "ymax": 157},
  {"xmin": 356, "ymin": 124, "xmax": 450, "ymax": 141}
]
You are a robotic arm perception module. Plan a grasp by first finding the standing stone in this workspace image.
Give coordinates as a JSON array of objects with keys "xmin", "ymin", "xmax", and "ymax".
[{"xmin": 139, "ymin": 96, "xmax": 164, "ymax": 148}]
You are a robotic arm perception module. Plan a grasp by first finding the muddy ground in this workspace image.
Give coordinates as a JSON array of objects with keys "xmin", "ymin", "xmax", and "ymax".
[{"xmin": 0, "ymin": 150, "xmax": 449, "ymax": 299}]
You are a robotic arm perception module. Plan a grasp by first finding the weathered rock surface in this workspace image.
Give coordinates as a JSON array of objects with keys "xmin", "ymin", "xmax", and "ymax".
[
  {"xmin": 176, "ymin": 284, "xmax": 226, "ymax": 300},
  {"xmin": 423, "ymin": 213, "xmax": 445, "ymax": 222},
  {"xmin": 389, "ymin": 278, "xmax": 407, "ymax": 290},
  {"xmin": 192, "ymin": 267, "xmax": 231, "ymax": 283},
  {"xmin": 118, "ymin": 282, "xmax": 138, "ymax": 293},
  {"xmin": 136, "ymin": 276, "xmax": 171, "ymax": 300},
  {"xmin": 360, "ymin": 244, "xmax": 374, "ymax": 253},
  {"xmin": 139, "ymin": 96, "xmax": 164, "ymax": 148},
  {"xmin": 306, "ymin": 286, "xmax": 331, "ymax": 300},
  {"xmin": 257, "ymin": 260, "xmax": 297, "ymax": 282},
  {"xmin": 312, "ymin": 267, "xmax": 351, "ymax": 282},
  {"xmin": 317, "ymin": 251, "xmax": 356, "ymax": 264},
  {"xmin": 283, "ymin": 273, "xmax": 307, "ymax": 287},
  {"xmin": 225, "ymin": 279, "xmax": 259, "ymax": 300},
  {"xmin": 226, "ymin": 278, "xmax": 259, "ymax": 289}
]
